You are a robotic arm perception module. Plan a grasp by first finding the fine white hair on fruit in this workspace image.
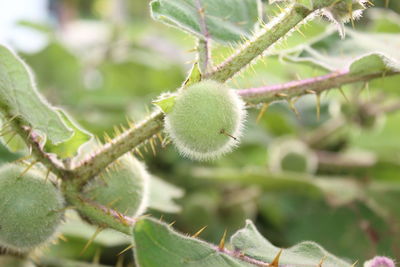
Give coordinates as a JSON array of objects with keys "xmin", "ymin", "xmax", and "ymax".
[
  {"xmin": 83, "ymin": 154, "xmax": 149, "ymax": 218},
  {"xmin": 164, "ymin": 80, "xmax": 247, "ymax": 161},
  {"xmin": 0, "ymin": 164, "xmax": 65, "ymax": 252}
]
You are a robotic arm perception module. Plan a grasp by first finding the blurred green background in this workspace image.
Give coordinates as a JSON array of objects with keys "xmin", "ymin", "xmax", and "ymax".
[{"xmin": 0, "ymin": 0, "xmax": 399, "ymax": 266}]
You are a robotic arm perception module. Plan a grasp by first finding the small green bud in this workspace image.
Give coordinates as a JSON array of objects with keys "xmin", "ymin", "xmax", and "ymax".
[
  {"xmin": 0, "ymin": 164, "xmax": 64, "ymax": 252},
  {"xmin": 164, "ymin": 80, "xmax": 246, "ymax": 161},
  {"xmin": 83, "ymin": 155, "xmax": 149, "ymax": 217}
]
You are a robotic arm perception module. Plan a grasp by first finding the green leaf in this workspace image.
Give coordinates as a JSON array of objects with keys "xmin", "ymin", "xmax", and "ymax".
[
  {"xmin": 193, "ymin": 167, "xmax": 364, "ymax": 206},
  {"xmin": 148, "ymin": 175, "xmax": 184, "ymax": 213},
  {"xmin": 44, "ymin": 109, "xmax": 92, "ymax": 158},
  {"xmin": 150, "ymin": 0, "xmax": 260, "ymax": 44},
  {"xmin": 0, "ymin": 45, "xmax": 73, "ymax": 144},
  {"xmin": 184, "ymin": 63, "xmax": 202, "ymax": 86},
  {"xmin": 133, "ymin": 218, "xmax": 253, "ymax": 267},
  {"xmin": 152, "ymin": 94, "xmax": 177, "ymax": 113},
  {"xmin": 231, "ymin": 220, "xmax": 352, "ymax": 267},
  {"xmin": 284, "ymin": 30, "xmax": 400, "ymax": 73},
  {"xmin": 349, "ymin": 53, "xmax": 397, "ymax": 75},
  {"xmin": 133, "ymin": 218, "xmax": 353, "ymax": 267}
]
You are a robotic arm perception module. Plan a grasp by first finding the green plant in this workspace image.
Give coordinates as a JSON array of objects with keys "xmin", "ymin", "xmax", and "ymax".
[{"xmin": 0, "ymin": 0, "xmax": 399, "ymax": 266}]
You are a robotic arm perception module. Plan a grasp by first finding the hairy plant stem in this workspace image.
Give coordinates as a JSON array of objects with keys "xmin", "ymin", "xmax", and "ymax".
[
  {"xmin": 62, "ymin": 182, "xmax": 133, "ymax": 235},
  {"xmin": 239, "ymin": 69, "xmax": 400, "ymax": 105},
  {"xmin": 73, "ymin": 111, "xmax": 164, "ymax": 186},
  {"xmin": 1, "ymin": 107, "xmax": 67, "ymax": 178},
  {"xmin": 206, "ymin": 4, "xmax": 312, "ymax": 82},
  {"xmin": 195, "ymin": 0, "xmax": 212, "ymax": 73}
]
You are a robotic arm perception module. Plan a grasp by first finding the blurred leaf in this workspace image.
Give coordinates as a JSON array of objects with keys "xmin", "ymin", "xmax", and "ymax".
[
  {"xmin": 285, "ymin": 30, "xmax": 400, "ymax": 73},
  {"xmin": 148, "ymin": 175, "xmax": 184, "ymax": 213},
  {"xmin": 350, "ymin": 53, "xmax": 399, "ymax": 75},
  {"xmin": 193, "ymin": 167, "xmax": 365, "ymax": 206},
  {"xmin": 38, "ymin": 257, "xmax": 113, "ymax": 267},
  {"xmin": 133, "ymin": 218, "xmax": 253, "ymax": 267},
  {"xmin": 17, "ymin": 20, "xmax": 53, "ymax": 34},
  {"xmin": 350, "ymin": 112, "xmax": 400, "ymax": 155},
  {"xmin": 0, "ymin": 45, "xmax": 73, "ymax": 144},
  {"xmin": 231, "ymin": 220, "xmax": 352, "ymax": 267},
  {"xmin": 45, "ymin": 109, "xmax": 93, "ymax": 158},
  {"xmin": 60, "ymin": 211, "xmax": 130, "ymax": 247},
  {"xmin": 367, "ymin": 9, "xmax": 400, "ymax": 33},
  {"xmin": 150, "ymin": 0, "xmax": 260, "ymax": 44}
]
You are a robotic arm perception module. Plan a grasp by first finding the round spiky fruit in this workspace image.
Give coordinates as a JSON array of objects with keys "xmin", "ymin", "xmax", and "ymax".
[
  {"xmin": 0, "ymin": 164, "xmax": 64, "ymax": 252},
  {"xmin": 83, "ymin": 155, "xmax": 149, "ymax": 217},
  {"xmin": 164, "ymin": 80, "xmax": 246, "ymax": 161},
  {"xmin": 268, "ymin": 139, "xmax": 317, "ymax": 174}
]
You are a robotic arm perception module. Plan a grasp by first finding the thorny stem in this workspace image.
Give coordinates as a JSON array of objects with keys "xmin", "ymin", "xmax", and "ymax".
[
  {"xmin": 206, "ymin": 4, "xmax": 312, "ymax": 82},
  {"xmin": 73, "ymin": 110, "xmax": 164, "ymax": 186},
  {"xmin": 238, "ymin": 69, "xmax": 400, "ymax": 105},
  {"xmin": 195, "ymin": 0, "xmax": 212, "ymax": 73},
  {"xmin": 2, "ymin": 110, "xmax": 68, "ymax": 178},
  {"xmin": 214, "ymin": 247, "xmax": 269, "ymax": 267},
  {"xmin": 62, "ymin": 182, "xmax": 133, "ymax": 235}
]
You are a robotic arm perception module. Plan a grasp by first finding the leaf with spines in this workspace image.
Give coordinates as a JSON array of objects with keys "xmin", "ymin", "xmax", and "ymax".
[
  {"xmin": 133, "ymin": 217, "xmax": 353, "ymax": 267},
  {"xmin": 230, "ymin": 220, "xmax": 353, "ymax": 267},
  {"xmin": 0, "ymin": 45, "xmax": 73, "ymax": 144},
  {"xmin": 150, "ymin": 0, "xmax": 260, "ymax": 44},
  {"xmin": 133, "ymin": 218, "xmax": 254, "ymax": 267},
  {"xmin": 148, "ymin": 175, "xmax": 184, "ymax": 213}
]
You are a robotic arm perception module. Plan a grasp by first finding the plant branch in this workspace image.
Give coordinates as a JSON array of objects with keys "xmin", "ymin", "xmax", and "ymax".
[
  {"xmin": 62, "ymin": 182, "xmax": 133, "ymax": 235},
  {"xmin": 73, "ymin": 111, "xmax": 164, "ymax": 185},
  {"xmin": 206, "ymin": 4, "xmax": 312, "ymax": 82},
  {"xmin": 239, "ymin": 69, "xmax": 400, "ymax": 105},
  {"xmin": 2, "ymin": 109, "xmax": 68, "ymax": 178},
  {"xmin": 195, "ymin": 0, "xmax": 212, "ymax": 73},
  {"xmin": 214, "ymin": 246, "xmax": 269, "ymax": 267}
]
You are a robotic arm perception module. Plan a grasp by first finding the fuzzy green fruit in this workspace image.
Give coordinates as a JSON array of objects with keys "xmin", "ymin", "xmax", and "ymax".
[
  {"xmin": 164, "ymin": 80, "xmax": 246, "ymax": 161},
  {"xmin": 83, "ymin": 155, "xmax": 149, "ymax": 217},
  {"xmin": 0, "ymin": 164, "xmax": 64, "ymax": 252}
]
